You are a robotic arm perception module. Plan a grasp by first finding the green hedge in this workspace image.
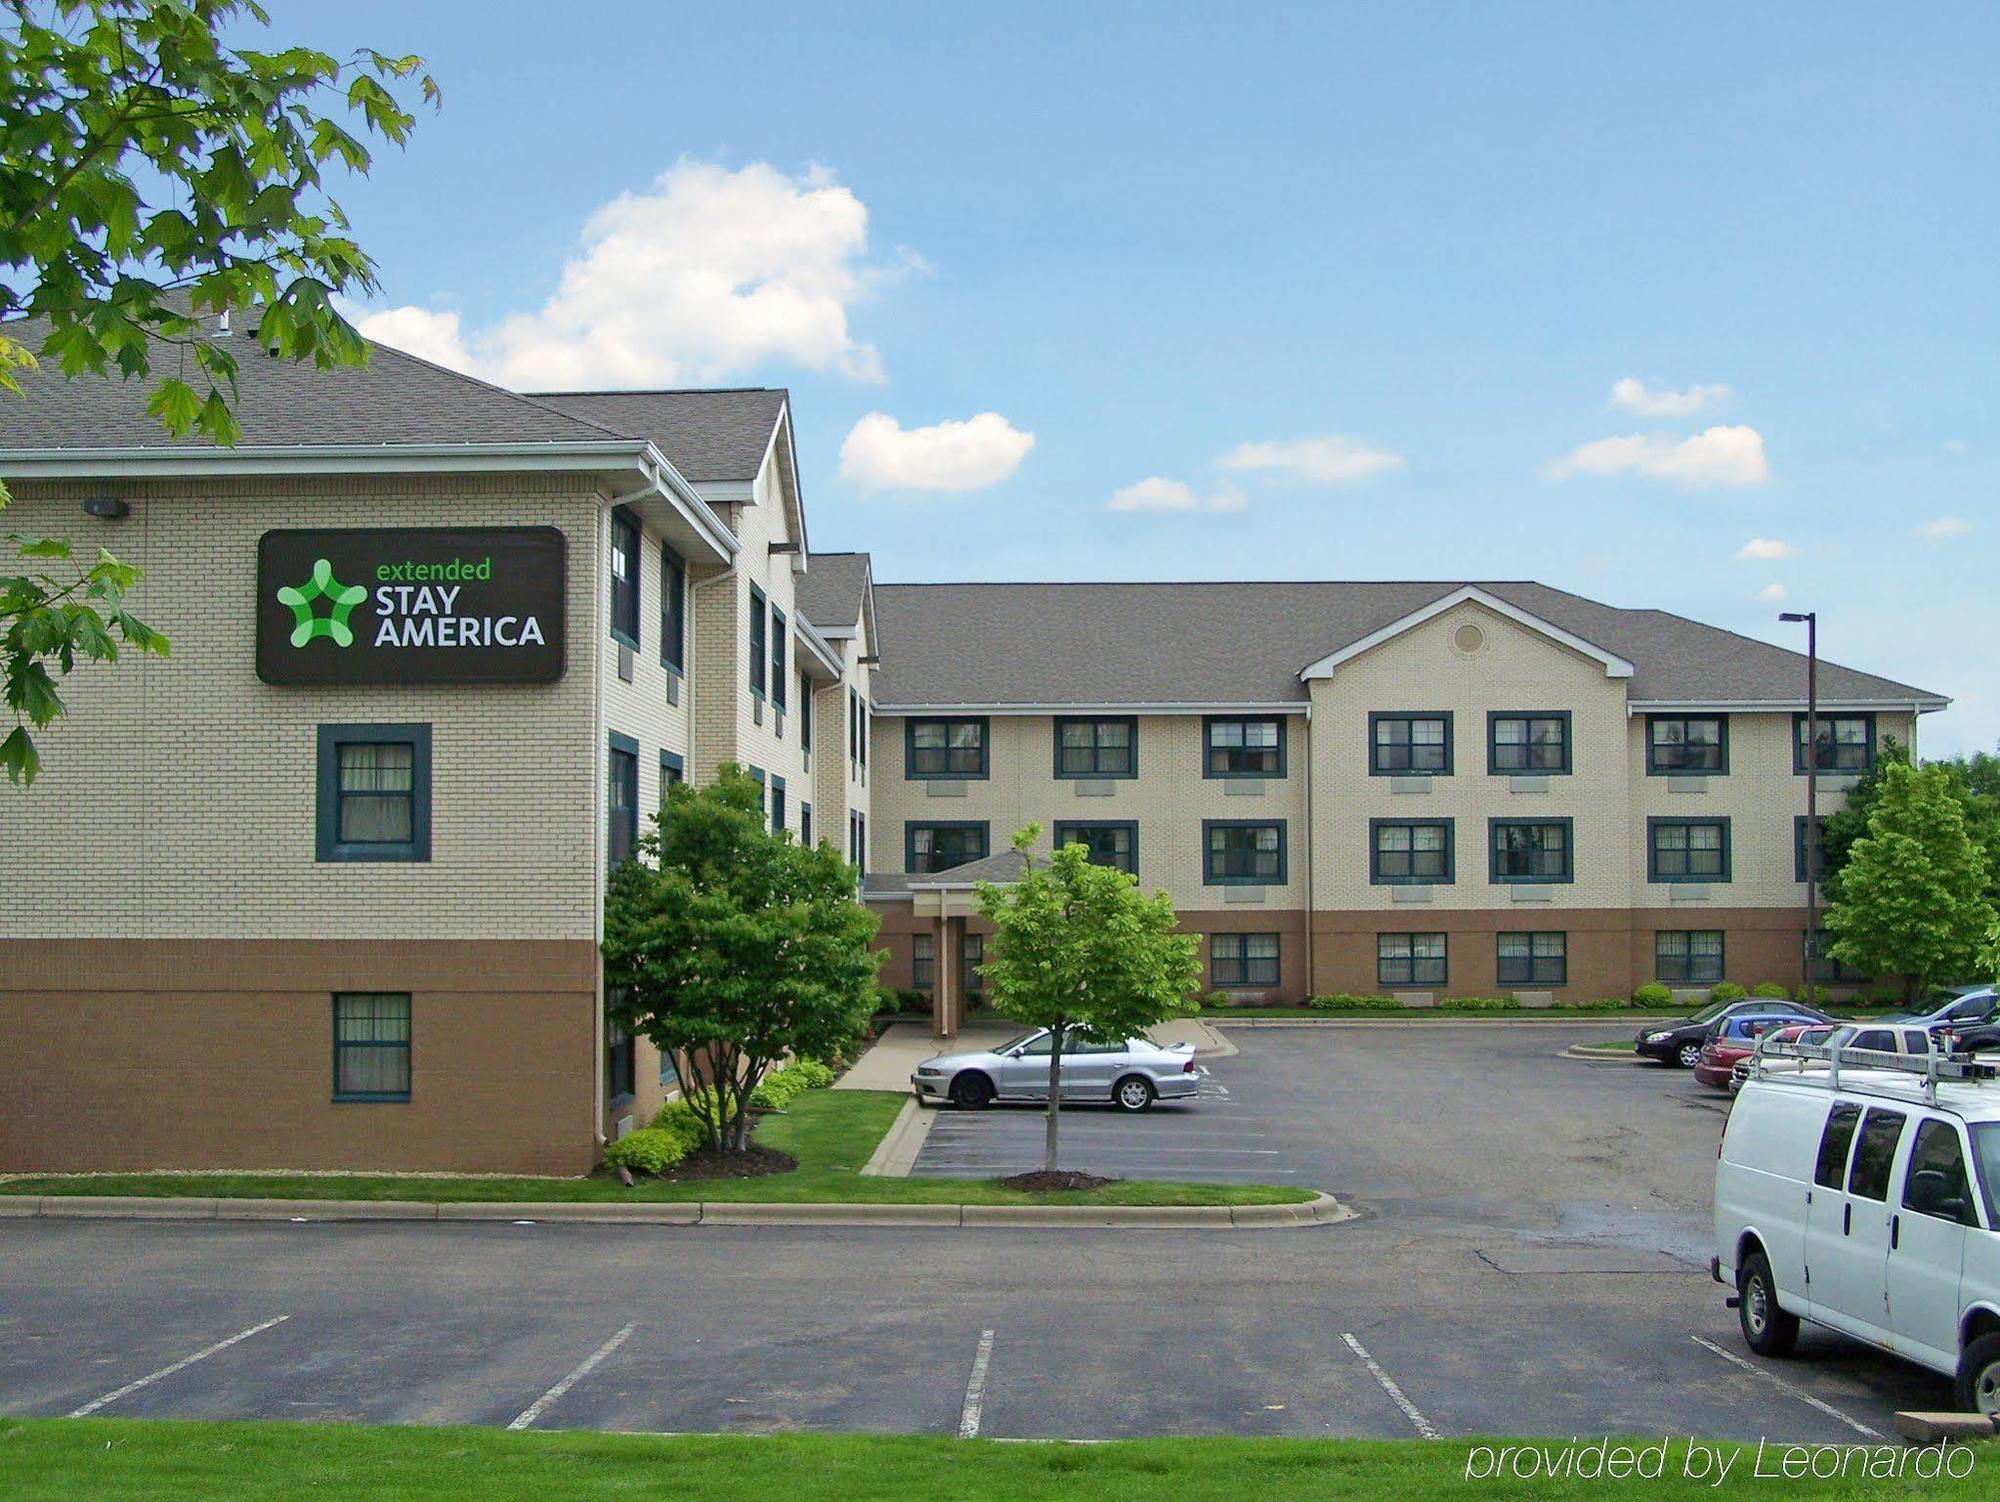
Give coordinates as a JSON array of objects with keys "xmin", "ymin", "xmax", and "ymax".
[
  {"xmin": 751, "ymin": 1057, "xmax": 836, "ymax": 1111},
  {"xmin": 602, "ymin": 1126, "xmax": 694, "ymax": 1176},
  {"xmin": 1632, "ymin": 981, "xmax": 1674, "ymax": 1008},
  {"xmin": 1308, "ymin": 993, "xmax": 1401, "ymax": 1011},
  {"xmin": 1750, "ymin": 981, "xmax": 1790, "ymax": 1000},
  {"xmin": 1709, "ymin": 981, "xmax": 1748, "ymax": 1003}
]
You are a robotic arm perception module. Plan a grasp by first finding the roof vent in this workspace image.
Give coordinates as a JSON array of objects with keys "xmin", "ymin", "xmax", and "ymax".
[{"xmin": 1453, "ymin": 622, "xmax": 1486, "ymax": 656}]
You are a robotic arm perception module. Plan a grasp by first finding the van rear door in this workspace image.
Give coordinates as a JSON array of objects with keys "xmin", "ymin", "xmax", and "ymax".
[{"xmin": 1887, "ymin": 1116, "xmax": 1974, "ymax": 1372}]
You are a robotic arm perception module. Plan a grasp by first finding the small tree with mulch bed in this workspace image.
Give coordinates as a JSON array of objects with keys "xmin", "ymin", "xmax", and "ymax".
[
  {"xmin": 604, "ymin": 766, "xmax": 881, "ymax": 1153},
  {"xmin": 976, "ymin": 826, "xmax": 1203, "ymax": 1177}
]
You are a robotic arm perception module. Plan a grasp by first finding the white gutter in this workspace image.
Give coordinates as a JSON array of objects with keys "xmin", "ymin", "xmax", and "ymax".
[
  {"xmin": 1627, "ymin": 698, "xmax": 1948, "ymax": 714},
  {"xmin": 875, "ymin": 701, "xmax": 1308, "ymax": 716},
  {"xmin": 795, "ymin": 614, "xmax": 845, "ymax": 681}
]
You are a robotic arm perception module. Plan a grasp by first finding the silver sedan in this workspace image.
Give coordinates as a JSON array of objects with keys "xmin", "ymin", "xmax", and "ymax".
[{"xmin": 911, "ymin": 1028, "xmax": 1200, "ymax": 1112}]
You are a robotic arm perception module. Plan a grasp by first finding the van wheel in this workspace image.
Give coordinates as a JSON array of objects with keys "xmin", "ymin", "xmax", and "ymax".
[
  {"xmin": 950, "ymin": 1072, "xmax": 994, "ymax": 1109},
  {"xmin": 1954, "ymin": 1333, "xmax": 2000, "ymax": 1417},
  {"xmin": 1737, "ymin": 1250, "xmax": 1799, "ymax": 1357},
  {"xmin": 1113, "ymin": 1075, "xmax": 1156, "ymax": 1113}
]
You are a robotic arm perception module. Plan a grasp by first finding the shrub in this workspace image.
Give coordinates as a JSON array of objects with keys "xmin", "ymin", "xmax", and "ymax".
[
  {"xmin": 1709, "ymin": 981, "xmax": 1748, "ymax": 1003},
  {"xmin": 1794, "ymin": 984, "xmax": 1833, "ymax": 1007},
  {"xmin": 1199, "ymin": 991, "xmax": 1237, "ymax": 1011},
  {"xmin": 1562, "ymin": 997, "xmax": 1626, "ymax": 1012},
  {"xmin": 750, "ymin": 1057, "xmax": 836, "ymax": 1110},
  {"xmin": 1308, "ymin": 993, "xmax": 1400, "ymax": 1011},
  {"xmin": 1632, "ymin": 982, "xmax": 1674, "ymax": 1008},
  {"xmin": 602, "ymin": 1126, "xmax": 692, "ymax": 1177},
  {"xmin": 653, "ymin": 1091, "xmax": 735, "ymax": 1151},
  {"xmin": 1440, "ymin": 996, "xmax": 1513, "ymax": 1012},
  {"xmin": 1750, "ymin": 982, "xmax": 1789, "ymax": 1000}
]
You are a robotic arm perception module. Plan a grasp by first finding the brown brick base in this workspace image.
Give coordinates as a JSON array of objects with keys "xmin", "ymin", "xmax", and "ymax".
[{"xmin": 0, "ymin": 940, "xmax": 600, "ymax": 1175}]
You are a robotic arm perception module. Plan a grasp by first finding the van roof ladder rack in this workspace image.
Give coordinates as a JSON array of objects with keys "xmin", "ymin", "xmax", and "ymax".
[{"xmin": 1747, "ymin": 1037, "xmax": 2000, "ymax": 1107}]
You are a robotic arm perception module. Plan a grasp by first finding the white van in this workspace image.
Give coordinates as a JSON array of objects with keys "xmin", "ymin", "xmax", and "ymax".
[{"xmin": 1714, "ymin": 1044, "xmax": 2000, "ymax": 1414}]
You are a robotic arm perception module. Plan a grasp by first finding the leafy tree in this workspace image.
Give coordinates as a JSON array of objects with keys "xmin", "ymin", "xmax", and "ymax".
[
  {"xmin": 1, "ymin": 0, "xmax": 437, "ymax": 781},
  {"xmin": 1823, "ymin": 762, "xmax": 1996, "ymax": 1004},
  {"xmin": 1816, "ymin": 736, "xmax": 1909, "ymax": 885},
  {"xmin": 975, "ymin": 826, "xmax": 1203, "ymax": 1175},
  {"xmin": 602, "ymin": 767, "xmax": 881, "ymax": 1154},
  {"xmin": 1820, "ymin": 738, "xmax": 2000, "ymax": 911}
]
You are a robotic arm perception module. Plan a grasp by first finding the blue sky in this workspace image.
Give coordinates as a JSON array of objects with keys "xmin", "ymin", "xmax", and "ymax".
[{"xmin": 267, "ymin": 1, "xmax": 1995, "ymax": 753}]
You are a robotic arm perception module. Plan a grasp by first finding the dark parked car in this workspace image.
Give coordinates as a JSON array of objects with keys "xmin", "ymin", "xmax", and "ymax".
[
  {"xmin": 1637, "ymin": 998, "xmax": 1829, "ymax": 1068},
  {"xmin": 1884, "ymin": 987, "xmax": 1999, "ymax": 1035}
]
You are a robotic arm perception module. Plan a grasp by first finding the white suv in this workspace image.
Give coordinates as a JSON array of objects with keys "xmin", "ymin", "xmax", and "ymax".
[{"xmin": 1714, "ymin": 1051, "xmax": 2000, "ymax": 1414}]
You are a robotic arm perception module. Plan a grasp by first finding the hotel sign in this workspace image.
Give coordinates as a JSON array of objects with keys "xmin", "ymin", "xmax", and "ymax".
[{"xmin": 257, "ymin": 526, "xmax": 566, "ymax": 684}]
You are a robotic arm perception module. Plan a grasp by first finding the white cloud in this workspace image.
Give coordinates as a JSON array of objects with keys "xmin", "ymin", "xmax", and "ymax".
[
  {"xmin": 356, "ymin": 159, "xmax": 896, "ymax": 389},
  {"xmin": 838, "ymin": 412, "xmax": 1034, "ymax": 494},
  {"xmin": 1916, "ymin": 516, "xmax": 1974, "ymax": 542},
  {"xmin": 1544, "ymin": 425, "xmax": 1769, "ymax": 489},
  {"xmin": 1945, "ymin": 438, "xmax": 1969, "ymax": 455},
  {"xmin": 1755, "ymin": 582, "xmax": 1789, "ymax": 603},
  {"xmin": 1610, "ymin": 377, "xmax": 1732, "ymax": 418},
  {"xmin": 1216, "ymin": 435, "xmax": 1403, "ymax": 484},
  {"xmin": 1736, "ymin": 537, "xmax": 1797, "ymax": 561},
  {"xmin": 1107, "ymin": 477, "xmax": 1245, "ymax": 515}
]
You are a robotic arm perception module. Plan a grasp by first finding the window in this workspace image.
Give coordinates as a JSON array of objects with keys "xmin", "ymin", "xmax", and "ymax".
[
  {"xmin": 770, "ymin": 608, "xmax": 788, "ymax": 714},
  {"xmin": 1211, "ymin": 932, "xmax": 1280, "ymax": 988},
  {"xmin": 1794, "ymin": 816, "xmax": 1825, "ymax": 883},
  {"xmin": 659, "ymin": 542, "xmax": 685, "ymax": 672},
  {"xmin": 1497, "ymin": 932, "xmax": 1566, "ymax": 986},
  {"xmin": 1813, "ymin": 1102, "xmax": 1862, "ymax": 1189},
  {"xmin": 1205, "ymin": 716, "xmax": 1285, "ymax": 778},
  {"xmin": 1903, "ymin": 1120, "xmax": 1974, "ymax": 1222},
  {"xmin": 849, "ymin": 688, "xmax": 859, "ymax": 762},
  {"xmin": 1490, "ymin": 818, "xmax": 1573, "ymax": 883},
  {"xmin": 1370, "ymin": 819, "xmax": 1453, "ymax": 885},
  {"xmin": 1847, "ymin": 1108, "xmax": 1908, "ymax": 1202},
  {"xmin": 1646, "ymin": 715, "xmax": 1727, "ymax": 775},
  {"xmin": 608, "ymin": 733, "xmax": 639, "ymax": 871},
  {"xmin": 1369, "ymin": 712, "xmax": 1451, "ymax": 775},
  {"xmin": 1648, "ymin": 817, "xmax": 1730, "ymax": 883},
  {"xmin": 1807, "ymin": 929, "xmax": 1868, "ymax": 984},
  {"xmin": 1203, "ymin": 820, "xmax": 1286, "ymax": 885},
  {"xmin": 316, "ymin": 724, "xmax": 431, "ymax": 863},
  {"xmin": 606, "ymin": 1004, "xmax": 635, "ymax": 1105},
  {"xmin": 800, "ymin": 802, "xmax": 812, "ymax": 847},
  {"xmin": 907, "ymin": 821, "xmax": 988, "ymax": 874},
  {"xmin": 912, "ymin": 933, "xmax": 935, "ymax": 990},
  {"xmin": 859, "ymin": 697, "xmax": 868, "ymax": 771},
  {"xmin": 1378, "ymin": 933, "xmax": 1447, "ymax": 988},
  {"xmin": 332, "ymin": 993, "xmax": 411, "ymax": 1101},
  {"xmin": 1488, "ymin": 712, "xmax": 1571, "ymax": 774},
  {"xmin": 1795, "ymin": 713, "xmax": 1875, "ymax": 774},
  {"xmin": 1054, "ymin": 820, "xmax": 1137, "ymax": 876},
  {"xmin": 855, "ymin": 812, "xmax": 866, "ymax": 877},
  {"xmin": 1655, "ymin": 930, "xmax": 1724, "ymax": 985},
  {"xmin": 962, "ymin": 933, "xmax": 985, "ymax": 997},
  {"xmin": 770, "ymin": 774, "xmax": 787, "ymax": 835},
  {"xmin": 1054, "ymin": 716, "xmax": 1136, "ymax": 778},
  {"xmin": 659, "ymin": 751, "xmax": 684, "ymax": 806},
  {"xmin": 748, "ymin": 585, "xmax": 767, "ymax": 698},
  {"xmin": 799, "ymin": 673, "xmax": 812, "ymax": 751},
  {"xmin": 907, "ymin": 717, "xmax": 988, "ymax": 779},
  {"xmin": 609, "ymin": 507, "xmax": 640, "ymax": 649}
]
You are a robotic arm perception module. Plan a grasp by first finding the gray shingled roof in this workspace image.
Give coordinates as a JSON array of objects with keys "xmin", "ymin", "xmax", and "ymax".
[
  {"xmin": 864, "ymin": 848, "xmax": 1028, "ymax": 901},
  {"xmin": 0, "ymin": 310, "xmax": 627, "ymax": 451},
  {"xmin": 529, "ymin": 389, "xmax": 786, "ymax": 483},
  {"xmin": 871, "ymin": 581, "xmax": 1944, "ymax": 708},
  {"xmin": 796, "ymin": 551, "xmax": 872, "ymax": 636}
]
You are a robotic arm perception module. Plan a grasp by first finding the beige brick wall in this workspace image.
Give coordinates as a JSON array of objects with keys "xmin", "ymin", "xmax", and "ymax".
[
  {"xmin": 2, "ymin": 474, "xmax": 603, "ymax": 941},
  {"xmin": 603, "ymin": 507, "xmax": 695, "ymax": 834}
]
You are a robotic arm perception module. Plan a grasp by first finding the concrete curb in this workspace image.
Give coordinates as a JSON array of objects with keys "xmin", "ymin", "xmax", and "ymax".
[
  {"xmin": 1559, "ymin": 1045, "xmax": 1651, "ymax": 1065},
  {"xmin": 858, "ymin": 1097, "xmax": 937, "ymax": 1178},
  {"xmin": 4, "ymin": 1189, "xmax": 1351, "ymax": 1231}
]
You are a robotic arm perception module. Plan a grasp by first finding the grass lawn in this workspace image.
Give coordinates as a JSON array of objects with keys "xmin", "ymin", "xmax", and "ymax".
[
  {"xmin": 0, "ymin": 1090, "xmax": 1307, "ymax": 1208},
  {"xmin": 0, "ymin": 1421, "xmax": 1988, "ymax": 1501}
]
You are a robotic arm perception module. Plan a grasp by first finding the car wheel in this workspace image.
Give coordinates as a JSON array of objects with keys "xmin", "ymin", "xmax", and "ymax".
[
  {"xmin": 1737, "ymin": 1249, "xmax": 1800, "ymax": 1358},
  {"xmin": 949, "ymin": 1072, "xmax": 994, "ymax": 1109},
  {"xmin": 1955, "ymin": 1333, "xmax": 2000, "ymax": 1417},
  {"xmin": 1677, "ymin": 1042, "xmax": 1705, "ymax": 1069},
  {"xmin": 1112, "ymin": 1075, "xmax": 1156, "ymax": 1113}
]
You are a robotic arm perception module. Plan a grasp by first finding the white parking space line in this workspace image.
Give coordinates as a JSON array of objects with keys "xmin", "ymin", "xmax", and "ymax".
[
  {"xmin": 1689, "ymin": 1336, "xmax": 1883, "ymax": 1439},
  {"xmin": 1341, "ymin": 1332, "xmax": 1439, "ymax": 1439},
  {"xmin": 66, "ymin": 1315, "xmax": 291, "ymax": 1418},
  {"xmin": 507, "ymin": 1323, "xmax": 637, "ymax": 1431},
  {"xmin": 958, "ymin": 1328, "xmax": 995, "ymax": 1439}
]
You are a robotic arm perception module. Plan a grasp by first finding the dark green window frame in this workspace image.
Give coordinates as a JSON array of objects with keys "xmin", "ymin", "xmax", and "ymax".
[
  {"xmin": 316, "ymin": 722, "xmax": 431, "ymax": 864},
  {"xmin": 1211, "ymin": 932, "xmax": 1280, "ymax": 988},
  {"xmin": 659, "ymin": 541, "xmax": 686, "ymax": 672},
  {"xmin": 912, "ymin": 932, "xmax": 935, "ymax": 990},
  {"xmin": 770, "ymin": 773, "xmax": 787, "ymax": 835},
  {"xmin": 1807, "ymin": 928, "xmax": 1868, "ymax": 984},
  {"xmin": 1369, "ymin": 818, "xmax": 1453, "ymax": 885},
  {"xmin": 1202, "ymin": 819, "xmax": 1286, "ymax": 886},
  {"xmin": 608, "ymin": 732, "xmax": 640, "ymax": 872},
  {"xmin": 1487, "ymin": 711, "xmax": 1572, "ymax": 775},
  {"xmin": 1377, "ymin": 932, "xmax": 1447, "ymax": 988},
  {"xmin": 770, "ymin": 607, "xmax": 788, "ymax": 712},
  {"xmin": 332, "ymin": 992, "xmax": 411, "ymax": 1102},
  {"xmin": 799, "ymin": 671, "xmax": 812, "ymax": 751},
  {"xmin": 659, "ymin": 750, "xmax": 684, "ymax": 807},
  {"xmin": 1646, "ymin": 714, "xmax": 1728, "ymax": 775},
  {"xmin": 1795, "ymin": 815, "xmax": 1824, "ymax": 884},
  {"xmin": 609, "ymin": 506, "xmax": 640, "ymax": 650},
  {"xmin": 1497, "ymin": 931, "xmax": 1566, "ymax": 986},
  {"xmin": 1794, "ymin": 712, "xmax": 1876, "ymax": 774},
  {"xmin": 1054, "ymin": 715, "xmax": 1137, "ymax": 779},
  {"xmin": 1203, "ymin": 715, "xmax": 1286, "ymax": 779},
  {"xmin": 1647, "ymin": 816, "xmax": 1731, "ymax": 883},
  {"xmin": 906, "ymin": 716, "xmax": 989, "ymax": 779},
  {"xmin": 1656, "ymin": 930, "xmax": 1724, "ymax": 985},
  {"xmin": 748, "ymin": 584, "xmax": 768, "ymax": 698},
  {"xmin": 1489, "ymin": 817, "xmax": 1574, "ymax": 884},
  {"xmin": 1053, "ymin": 819, "xmax": 1138, "ymax": 876},
  {"xmin": 961, "ymin": 932, "xmax": 985, "ymax": 997},
  {"xmin": 1369, "ymin": 711, "xmax": 1453, "ymax": 776},
  {"xmin": 800, "ymin": 801, "xmax": 812, "ymax": 847},
  {"xmin": 606, "ymin": 994, "xmax": 635, "ymax": 1106},
  {"xmin": 906, "ymin": 820, "xmax": 989, "ymax": 875}
]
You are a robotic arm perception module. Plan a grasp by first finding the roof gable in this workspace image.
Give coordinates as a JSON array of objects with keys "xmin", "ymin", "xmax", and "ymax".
[
  {"xmin": 528, "ymin": 388, "xmax": 788, "ymax": 483},
  {"xmin": 1298, "ymin": 585, "xmax": 1634, "ymax": 682}
]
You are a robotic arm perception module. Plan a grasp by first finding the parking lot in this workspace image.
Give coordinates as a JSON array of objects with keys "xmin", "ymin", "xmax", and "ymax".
[{"xmin": 0, "ymin": 1024, "xmax": 1960, "ymax": 1442}]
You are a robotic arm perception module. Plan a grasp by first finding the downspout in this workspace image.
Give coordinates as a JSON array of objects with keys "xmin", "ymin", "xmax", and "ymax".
[{"xmin": 1302, "ymin": 701, "xmax": 1315, "ymax": 1002}]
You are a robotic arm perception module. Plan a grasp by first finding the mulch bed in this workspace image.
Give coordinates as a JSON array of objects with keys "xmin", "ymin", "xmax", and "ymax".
[
  {"xmin": 651, "ymin": 1144, "xmax": 799, "ymax": 1183},
  {"xmin": 997, "ymin": 1170, "xmax": 1119, "ymax": 1193}
]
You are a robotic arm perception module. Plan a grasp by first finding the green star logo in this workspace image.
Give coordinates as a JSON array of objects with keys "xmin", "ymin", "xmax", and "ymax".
[{"xmin": 277, "ymin": 558, "xmax": 368, "ymax": 648}]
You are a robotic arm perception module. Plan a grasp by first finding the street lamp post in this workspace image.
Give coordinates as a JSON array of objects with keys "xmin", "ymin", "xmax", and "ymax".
[{"xmin": 1780, "ymin": 610, "xmax": 1818, "ymax": 992}]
